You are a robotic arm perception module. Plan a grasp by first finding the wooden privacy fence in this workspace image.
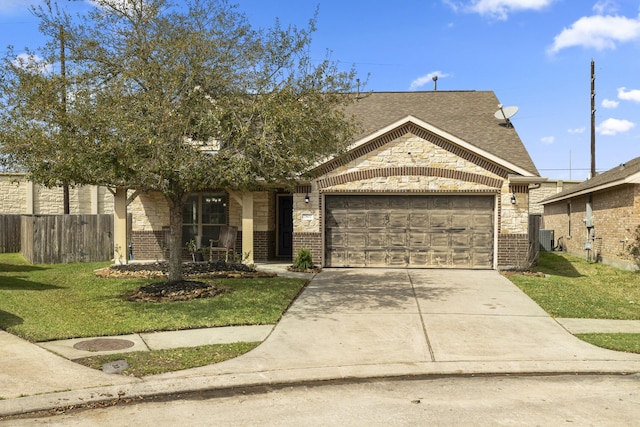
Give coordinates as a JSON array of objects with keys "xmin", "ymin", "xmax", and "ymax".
[
  {"xmin": 0, "ymin": 215, "xmax": 22, "ymax": 253},
  {"xmin": 21, "ymin": 215, "xmax": 113, "ymax": 264}
]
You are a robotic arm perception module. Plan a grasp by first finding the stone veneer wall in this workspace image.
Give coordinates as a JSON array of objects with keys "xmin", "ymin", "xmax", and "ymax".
[
  {"xmin": 0, "ymin": 174, "xmax": 114, "ymax": 215},
  {"xmin": 0, "ymin": 174, "xmax": 27, "ymax": 213},
  {"xmin": 529, "ymin": 180, "xmax": 581, "ymax": 215}
]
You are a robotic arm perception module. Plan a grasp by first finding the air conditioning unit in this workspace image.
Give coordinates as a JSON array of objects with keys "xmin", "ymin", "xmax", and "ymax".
[{"xmin": 539, "ymin": 229, "xmax": 554, "ymax": 251}]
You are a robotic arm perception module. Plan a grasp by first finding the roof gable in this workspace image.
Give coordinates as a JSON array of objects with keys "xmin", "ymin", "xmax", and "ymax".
[
  {"xmin": 313, "ymin": 91, "xmax": 539, "ymax": 177},
  {"xmin": 542, "ymin": 156, "xmax": 640, "ymax": 204}
]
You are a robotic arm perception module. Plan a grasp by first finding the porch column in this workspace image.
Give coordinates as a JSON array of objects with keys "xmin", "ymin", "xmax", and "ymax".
[
  {"xmin": 90, "ymin": 185, "xmax": 99, "ymax": 214},
  {"xmin": 113, "ymin": 187, "xmax": 128, "ymax": 264},
  {"xmin": 242, "ymin": 192, "xmax": 254, "ymax": 264},
  {"xmin": 26, "ymin": 180, "xmax": 34, "ymax": 214}
]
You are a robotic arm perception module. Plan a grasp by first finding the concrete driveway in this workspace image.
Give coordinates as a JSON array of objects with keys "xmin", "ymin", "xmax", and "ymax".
[{"xmin": 189, "ymin": 268, "xmax": 640, "ymax": 377}]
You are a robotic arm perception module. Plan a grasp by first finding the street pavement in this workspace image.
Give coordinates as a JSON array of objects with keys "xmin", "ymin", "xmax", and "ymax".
[{"xmin": 1, "ymin": 266, "xmax": 640, "ymax": 418}]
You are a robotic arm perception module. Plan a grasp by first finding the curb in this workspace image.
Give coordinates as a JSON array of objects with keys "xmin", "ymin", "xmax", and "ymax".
[{"xmin": 2, "ymin": 360, "xmax": 640, "ymax": 418}]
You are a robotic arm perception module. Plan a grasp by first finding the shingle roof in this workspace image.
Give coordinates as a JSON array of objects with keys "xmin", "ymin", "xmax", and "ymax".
[
  {"xmin": 344, "ymin": 91, "xmax": 539, "ymax": 176},
  {"xmin": 541, "ymin": 156, "xmax": 640, "ymax": 204}
]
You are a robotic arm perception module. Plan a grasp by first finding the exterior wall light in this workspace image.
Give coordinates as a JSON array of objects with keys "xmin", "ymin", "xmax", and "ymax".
[
  {"xmin": 510, "ymin": 193, "xmax": 517, "ymax": 204},
  {"xmin": 305, "ymin": 193, "xmax": 310, "ymax": 203}
]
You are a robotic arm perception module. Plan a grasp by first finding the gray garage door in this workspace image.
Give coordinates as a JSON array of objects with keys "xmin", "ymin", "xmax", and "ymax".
[{"xmin": 325, "ymin": 195, "xmax": 494, "ymax": 268}]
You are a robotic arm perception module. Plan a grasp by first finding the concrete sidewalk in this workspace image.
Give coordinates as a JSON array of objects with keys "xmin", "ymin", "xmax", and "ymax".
[{"xmin": 2, "ymin": 268, "xmax": 640, "ymax": 418}]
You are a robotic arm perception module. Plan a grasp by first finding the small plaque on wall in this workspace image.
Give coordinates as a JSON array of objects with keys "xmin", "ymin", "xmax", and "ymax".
[{"xmin": 301, "ymin": 214, "xmax": 314, "ymax": 221}]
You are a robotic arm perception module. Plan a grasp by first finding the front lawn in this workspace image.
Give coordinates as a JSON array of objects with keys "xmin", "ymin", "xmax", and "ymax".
[
  {"xmin": 507, "ymin": 251, "xmax": 640, "ymax": 320},
  {"xmin": 0, "ymin": 253, "xmax": 307, "ymax": 342},
  {"xmin": 507, "ymin": 251, "xmax": 640, "ymax": 354}
]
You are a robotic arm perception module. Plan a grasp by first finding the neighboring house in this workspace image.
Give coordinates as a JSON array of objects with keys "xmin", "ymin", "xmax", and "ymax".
[
  {"xmin": 0, "ymin": 173, "xmax": 115, "ymax": 215},
  {"xmin": 1, "ymin": 91, "xmax": 543, "ymax": 269},
  {"xmin": 541, "ymin": 156, "xmax": 640, "ymax": 270},
  {"xmin": 529, "ymin": 180, "xmax": 581, "ymax": 215}
]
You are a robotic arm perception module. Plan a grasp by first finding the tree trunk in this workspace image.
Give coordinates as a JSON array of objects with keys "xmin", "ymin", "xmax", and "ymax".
[{"xmin": 167, "ymin": 198, "xmax": 184, "ymax": 283}]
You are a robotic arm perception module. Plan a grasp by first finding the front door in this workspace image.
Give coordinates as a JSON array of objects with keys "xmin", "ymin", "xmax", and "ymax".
[{"xmin": 277, "ymin": 195, "xmax": 294, "ymax": 258}]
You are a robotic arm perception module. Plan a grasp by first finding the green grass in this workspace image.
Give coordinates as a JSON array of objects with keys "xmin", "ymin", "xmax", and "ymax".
[
  {"xmin": 508, "ymin": 252, "xmax": 640, "ymax": 320},
  {"xmin": 507, "ymin": 251, "xmax": 640, "ymax": 354},
  {"xmin": 0, "ymin": 253, "xmax": 307, "ymax": 342},
  {"xmin": 74, "ymin": 342, "xmax": 260, "ymax": 377},
  {"xmin": 577, "ymin": 334, "xmax": 640, "ymax": 354}
]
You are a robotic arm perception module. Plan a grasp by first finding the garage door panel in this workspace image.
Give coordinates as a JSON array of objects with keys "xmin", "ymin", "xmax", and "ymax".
[
  {"xmin": 325, "ymin": 195, "xmax": 494, "ymax": 268},
  {"xmin": 452, "ymin": 250, "xmax": 471, "ymax": 266},
  {"xmin": 367, "ymin": 231, "xmax": 387, "ymax": 247},
  {"xmin": 451, "ymin": 234, "xmax": 471, "ymax": 247},
  {"xmin": 388, "ymin": 213, "xmax": 408, "ymax": 228},
  {"xmin": 345, "ymin": 198, "xmax": 367, "ymax": 209},
  {"xmin": 430, "ymin": 232, "xmax": 450, "ymax": 247},
  {"xmin": 325, "ymin": 211, "xmax": 346, "ymax": 228},
  {"xmin": 368, "ymin": 212, "xmax": 388, "ymax": 228},
  {"xmin": 408, "ymin": 231, "xmax": 429, "ymax": 247},
  {"xmin": 409, "ymin": 250, "xmax": 428, "ymax": 265},
  {"xmin": 386, "ymin": 248, "xmax": 408, "ymax": 265},
  {"xmin": 326, "ymin": 249, "xmax": 346, "ymax": 266},
  {"xmin": 346, "ymin": 232, "xmax": 367, "ymax": 248},
  {"xmin": 326, "ymin": 230, "xmax": 345, "ymax": 247},
  {"xmin": 409, "ymin": 213, "xmax": 429, "ymax": 227},
  {"xmin": 430, "ymin": 214, "xmax": 449, "ymax": 228},
  {"xmin": 451, "ymin": 214, "xmax": 470, "ymax": 228},
  {"xmin": 431, "ymin": 250, "xmax": 450, "ymax": 267},
  {"xmin": 346, "ymin": 250, "xmax": 366, "ymax": 266},
  {"xmin": 410, "ymin": 198, "xmax": 430, "ymax": 209},
  {"xmin": 366, "ymin": 250, "xmax": 387, "ymax": 267},
  {"xmin": 470, "ymin": 197, "xmax": 494, "ymax": 209},
  {"xmin": 472, "ymin": 214, "xmax": 493, "ymax": 228},
  {"xmin": 473, "ymin": 232, "xmax": 493, "ymax": 248},
  {"xmin": 347, "ymin": 214, "xmax": 367, "ymax": 228},
  {"xmin": 388, "ymin": 230, "xmax": 407, "ymax": 246}
]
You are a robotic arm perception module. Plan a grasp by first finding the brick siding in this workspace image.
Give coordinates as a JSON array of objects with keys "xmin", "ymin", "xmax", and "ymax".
[
  {"xmin": 292, "ymin": 232, "xmax": 322, "ymax": 266},
  {"xmin": 497, "ymin": 234, "xmax": 530, "ymax": 270},
  {"xmin": 543, "ymin": 184, "xmax": 640, "ymax": 269}
]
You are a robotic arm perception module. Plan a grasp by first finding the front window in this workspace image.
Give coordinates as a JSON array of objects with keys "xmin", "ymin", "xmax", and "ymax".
[{"xmin": 182, "ymin": 193, "xmax": 228, "ymax": 247}]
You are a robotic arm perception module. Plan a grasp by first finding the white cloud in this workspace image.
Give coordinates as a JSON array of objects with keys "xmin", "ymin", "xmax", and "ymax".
[
  {"xmin": 540, "ymin": 136, "xmax": 555, "ymax": 144},
  {"xmin": 88, "ymin": 0, "xmax": 148, "ymax": 15},
  {"xmin": 409, "ymin": 71, "xmax": 450, "ymax": 90},
  {"xmin": 548, "ymin": 14, "xmax": 640, "ymax": 53},
  {"xmin": 602, "ymin": 98, "xmax": 619, "ymax": 108},
  {"xmin": 444, "ymin": 0, "xmax": 555, "ymax": 21},
  {"xmin": 618, "ymin": 87, "xmax": 640, "ymax": 102},
  {"xmin": 12, "ymin": 53, "xmax": 53, "ymax": 74},
  {"xmin": 568, "ymin": 127, "xmax": 586, "ymax": 134},
  {"xmin": 593, "ymin": 0, "xmax": 619, "ymax": 15},
  {"xmin": 596, "ymin": 117, "xmax": 635, "ymax": 135}
]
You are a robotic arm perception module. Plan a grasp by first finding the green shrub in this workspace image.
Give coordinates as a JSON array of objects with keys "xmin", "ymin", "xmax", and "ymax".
[{"xmin": 293, "ymin": 247, "xmax": 314, "ymax": 270}]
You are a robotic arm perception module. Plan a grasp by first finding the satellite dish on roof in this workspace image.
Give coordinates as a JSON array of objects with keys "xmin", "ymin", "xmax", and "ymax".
[{"xmin": 494, "ymin": 104, "xmax": 518, "ymax": 128}]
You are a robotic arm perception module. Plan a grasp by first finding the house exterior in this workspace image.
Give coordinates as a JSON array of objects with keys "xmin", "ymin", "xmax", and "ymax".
[
  {"xmin": 541, "ymin": 156, "xmax": 640, "ymax": 270},
  {"xmin": 1, "ymin": 91, "xmax": 543, "ymax": 269},
  {"xmin": 529, "ymin": 180, "xmax": 581, "ymax": 215}
]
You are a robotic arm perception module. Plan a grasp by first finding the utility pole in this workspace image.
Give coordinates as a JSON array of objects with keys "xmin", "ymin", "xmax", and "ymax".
[
  {"xmin": 590, "ymin": 59, "xmax": 596, "ymax": 178},
  {"xmin": 60, "ymin": 25, "xmax": 70, "ymax": 214}
]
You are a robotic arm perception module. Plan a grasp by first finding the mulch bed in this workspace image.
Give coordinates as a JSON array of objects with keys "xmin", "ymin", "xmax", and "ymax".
[
  {"xmin": 125, "ymin": 280, "xmax": 231, "ymax": 303},
  {"xmin": 501, "ymin": 271, "xmax": 547, "ymax": 277},
  {"xmin": 95, "ymin": 260, "xmax": 275, "ymax": 303},
  {"xmin": 95, "ymin": 260, "xmax": 275, "ymax": 279}
]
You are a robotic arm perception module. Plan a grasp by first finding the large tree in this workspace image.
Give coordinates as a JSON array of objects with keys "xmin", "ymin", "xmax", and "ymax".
[{"xmin": 0, "ymin": 0, "xmax": 360, "ymax": 282}]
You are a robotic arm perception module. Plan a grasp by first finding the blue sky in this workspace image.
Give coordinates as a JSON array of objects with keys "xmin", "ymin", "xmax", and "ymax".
[{"xmin": 2, "ymin": 0, "xmax": 640, "ymax": 180}]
